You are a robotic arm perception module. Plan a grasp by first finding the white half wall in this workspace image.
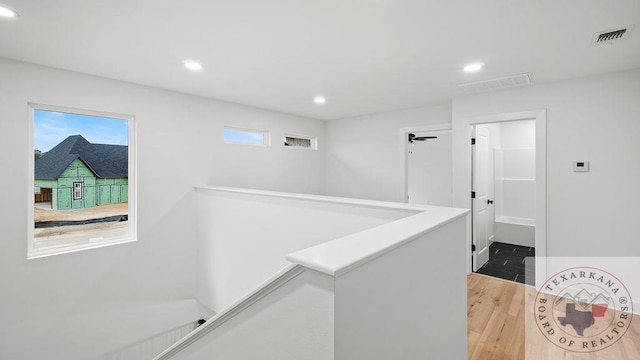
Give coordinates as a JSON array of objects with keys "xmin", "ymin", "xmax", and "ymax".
[
  {"xmin": 195, "ymin": 186, "xmax": 418, "ymax": 312},
  {"xmin": 166, "ymin": 269, "xmax": 335, "ymax": 360},
  {"xmin": 453, "ymin": 68, "xmax": 640, "ymax": 257},
  {"xmin": 161, "ymin": 189, "xmax": 469, "ymax": 360},
  {"xmin": 335, "ymin": 216, "xmax": 468, "ymax": 359},
  {"xmin": 0, "ymin": 58, "xmax": 325, "ymax": 359},
  {"xmin": 325, "ymin": 103, "xmax": 451, "ymax": 202}
]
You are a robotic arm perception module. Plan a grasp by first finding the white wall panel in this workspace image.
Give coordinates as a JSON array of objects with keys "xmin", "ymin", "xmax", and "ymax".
[
  {"xmin": 0, "ymin": 58, "xmax": 325, "ymax": 360},
  {"xmin": 335, "ymin": 216, "xmax": 468, "ymax": 360},
  {"xmin": 325, "ymin": 103, "xmax": 451, "ymax": 202},
  {"xmin": 453, "ymin": 68, "xmax": 640, "ymax": 257},
  {"xmin": 195, "ymin": 187, "xmax": 416, "ymax": 312}
]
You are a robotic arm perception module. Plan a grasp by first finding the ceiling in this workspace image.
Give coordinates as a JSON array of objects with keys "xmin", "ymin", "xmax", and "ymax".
[{"xmin": 0, "ymin": 0, "xmax": 639, "ymax": 120}]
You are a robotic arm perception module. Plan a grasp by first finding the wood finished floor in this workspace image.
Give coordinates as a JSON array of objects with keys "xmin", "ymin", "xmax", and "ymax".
[{"xmin": 467, "ymin": 273, "xmax": 640, "ymax": 360}]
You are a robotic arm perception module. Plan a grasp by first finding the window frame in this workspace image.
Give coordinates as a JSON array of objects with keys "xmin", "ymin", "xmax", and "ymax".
[
  {"xmin": 72, "ymin": 182, "xmax": 83, "ymax": 200},
  {"xmin": 27, "ymin": 103, "xmax": 137, "ymax": 259},
  {"xmin": 222, "ymin": 126, "xmax": 271, "ymax": 147}
]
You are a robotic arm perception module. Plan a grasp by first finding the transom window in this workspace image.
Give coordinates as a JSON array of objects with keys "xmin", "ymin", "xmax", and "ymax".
[{"xmin": 223, "ymin": 127, "xmax": 270, "ymax": 146}]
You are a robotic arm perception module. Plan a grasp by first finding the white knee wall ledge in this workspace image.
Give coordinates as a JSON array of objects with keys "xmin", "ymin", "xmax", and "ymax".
[
  {"xmin": 285, "ymin": 204, "xmax": 469, "ymax": 276},
  {"xmin": 196, "ymin": 185, "xmax": 468, "ymax": 276},
  {"xmin": 155, "ymin": 186, "xmax": 470, "ymax": 360}
]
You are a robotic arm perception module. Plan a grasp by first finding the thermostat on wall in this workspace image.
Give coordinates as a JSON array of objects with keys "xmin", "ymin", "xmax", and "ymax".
[{"xmin": 574, "ymin": 161, "xmax": 590, "ymax": 172}]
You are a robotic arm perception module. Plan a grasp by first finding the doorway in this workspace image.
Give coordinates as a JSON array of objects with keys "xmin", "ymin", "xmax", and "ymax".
[
  {"xmin": 407, "ymin": 130, "xmax": 452, "ymax": 206},
  {"xmin": 471, "ymin": 118, "xmax": 541, "ymax": 285}
]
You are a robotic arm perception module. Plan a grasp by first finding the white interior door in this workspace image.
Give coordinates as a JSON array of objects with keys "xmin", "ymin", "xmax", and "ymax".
[
  {"xmin": 472, "ymin": 126, "xmax": 491, "ymax": 271},
  {"xmin": 407, "ymin": 132, "xmax": 453, "ymax": 206}
]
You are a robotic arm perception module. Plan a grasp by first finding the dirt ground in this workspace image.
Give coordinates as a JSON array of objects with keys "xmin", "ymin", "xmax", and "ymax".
[
  {"xmin": 34, "ymin": 203, "xmax": 128, "ymax": 222},
  {"xmin": 34, "ymin": 222, "xmax": 129, "ymax": 246}
]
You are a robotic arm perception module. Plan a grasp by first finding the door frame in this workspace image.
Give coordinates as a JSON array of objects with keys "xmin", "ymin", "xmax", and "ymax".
[
  {"xmin": 459, "ymin": 110, "xmax": 547, "ymax": 286},
  {"xmin": 400, "ymin": 123, "xmax": 451, "ymax": 203}
]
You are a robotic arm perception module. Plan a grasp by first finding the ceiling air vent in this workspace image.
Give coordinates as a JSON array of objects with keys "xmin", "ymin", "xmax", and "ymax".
[
  {"xmin": 592, "ymin": 25, "xmax": 635, "ymax": 46},
  {"xmin": 459, "ymin": 73, "xmax": 532, "ymax": 93}
]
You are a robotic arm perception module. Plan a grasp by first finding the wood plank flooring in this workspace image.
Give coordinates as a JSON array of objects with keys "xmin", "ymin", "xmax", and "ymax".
[{"xmin": 468, "ymin": 273, "xmax": 640, "ymax": 360}]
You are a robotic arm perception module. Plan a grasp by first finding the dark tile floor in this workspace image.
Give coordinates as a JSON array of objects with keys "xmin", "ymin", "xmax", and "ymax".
[{"xmin": 476, "ymin": 241, "xmax": 535, "ymax": 285}]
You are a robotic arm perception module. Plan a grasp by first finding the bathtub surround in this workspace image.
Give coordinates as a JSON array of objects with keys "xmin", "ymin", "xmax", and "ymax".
[
  {"xmin": 494, "ymin": 121, "xmax": 536, "ymax": 222},
  {"xmin": 494, "ymin": 218, "xmax": 535, "ymax": 248},
  {"xmin": 475, "ymin": 120, "xmax": 536, "ymax": 249},
  {"xmin": 492, "ymin": 120, "xmax": 536, "ymax": 247}
]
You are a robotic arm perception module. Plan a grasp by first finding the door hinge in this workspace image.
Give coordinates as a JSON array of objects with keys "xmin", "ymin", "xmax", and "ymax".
[
  {"xmin": 472, "ymin": 244, "xmax": 476, "ymax": 252},
  {"xmin": 471, "ymin": 138, "xmax": 476, "ymax": 145},
  {"xmin": 471, "ymin": 191, "xmax": 476, "ymax": 198}
]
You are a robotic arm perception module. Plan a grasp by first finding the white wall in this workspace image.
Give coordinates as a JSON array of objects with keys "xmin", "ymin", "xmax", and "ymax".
[
  {"xmin": 542, "ymin": 257, "xmax": 640, "ymax": 315},
  {"xmin": 407, "ymin": 132, "xmax": 452, "ymax": 206},
  {"xmin": 101, "ymin": 318, "xmax": 198, "ymax": 360},
  {"xmin": 325, "ymin": 103, "xmax": 451, "ymax": 202},
  {"xmin": 0, "ymin": 58, "xmax": 325, "ymax": 359},
  {"xmin": 453, "ymin": 68, "xmax": 640, "ymax": 257},
  {"xmin": 163, "ymin": 192, "xmax": 468, "ymax": 360},
  {"xmin": 168, "ymin": 269, "xmax": 335, "ymax": 360},
  {"xmin": 335, "ymin": 216, "xmax": 468, "ymax": 360},
  {"xmin": 195, "ymin": 187, "xmax": 417, "ymax": 312}
]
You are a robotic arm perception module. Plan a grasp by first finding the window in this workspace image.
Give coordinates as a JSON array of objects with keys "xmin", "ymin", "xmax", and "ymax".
[
  {"xmin": 29, "ymin": 103, "xmax": 136, "ymax": 259},
  {"xmin": 73, "ymin": 182, "xmax": 83, "ymax": 200},
  {"xmin": 284, "ymin": 134, "xmax": 317, "ymax": 150},
  {"xmin": 223, "ymin": 127, "xmax": 270, "ymax": 146}
]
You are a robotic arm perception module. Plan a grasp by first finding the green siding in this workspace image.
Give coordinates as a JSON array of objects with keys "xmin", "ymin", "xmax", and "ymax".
[
  {"xmin": 84, "ymin": 185, "xmax": 96, "ymax": 206},
  {"xmin": 52, "ymin": 185, "xmax": 58, "ymax": 210},
  {"xmin": 58, "ymin": 188, "xmax": 72, "ymax": 210},
  {"xmin": 72, "ymin": 196, "xmax": 84, "ymax": 209},
  {"xmin": 110, "ymin": 185, "xmax": 121, "ymax": 203},
  {"xmin": 35, "ymin": 180, "xmax": 57, "ymax": 188},
  {"xmin": 60, "ymin": 167, "xmax": 78, "ymax": 178},
  {"xmin": 35, "ymin": 158, "xmax": 128, "ymax": 210},
  {"xmin": 78, "ymin": 166, "xmax": 94, "ymax": 177},
  {"xmin": 58, "ymin": 177, "xmax": 81, "ymax": 187},
  {"xmin": 96, "ymin": 178, "xmax": 115, "ymax": 185},
  {"xmin": 98, "ymin": 186, "xmax": 111, "ymax": 205},
  {"xmin": 121, "ymin": 185, "xmax": 128, "ymax": 202}
]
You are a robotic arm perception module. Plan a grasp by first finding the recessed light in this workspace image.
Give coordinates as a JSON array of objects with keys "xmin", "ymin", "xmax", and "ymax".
[
  {"xmin": 183, "ymin": 60, "xmax": 203, "ymax": 71},
  {"xmin": 464, "ymin": 62, "xmax": 484, "ymax": 73},
  {"xmin": 313, "ymin": 96, "xmax": 326, "ymax": 105},
  {"xmin": 0, "ymin": 5, "xmax": 18, "ymax": 18}
]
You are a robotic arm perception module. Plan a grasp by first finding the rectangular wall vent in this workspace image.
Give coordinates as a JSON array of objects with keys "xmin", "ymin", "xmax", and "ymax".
[
  {"xmin": 459, "ymin": 73, "xmax": 532, "ymax": 93},
  {"xmin": 284, "ymin": 134, "xmax": 317, "ymax": 149},
  {"xmin": 598, "ymin": 29, "xmax": 626, "ymax": 42},
  {"xmin": 592, "ymin": 25, "xmax": 635, "ymax": 46}
]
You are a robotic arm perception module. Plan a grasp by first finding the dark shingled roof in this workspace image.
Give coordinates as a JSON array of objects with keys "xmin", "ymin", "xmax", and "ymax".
[{"xmin": 35, "ymin": 135, "xmax": 128, "ymax": 180}]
